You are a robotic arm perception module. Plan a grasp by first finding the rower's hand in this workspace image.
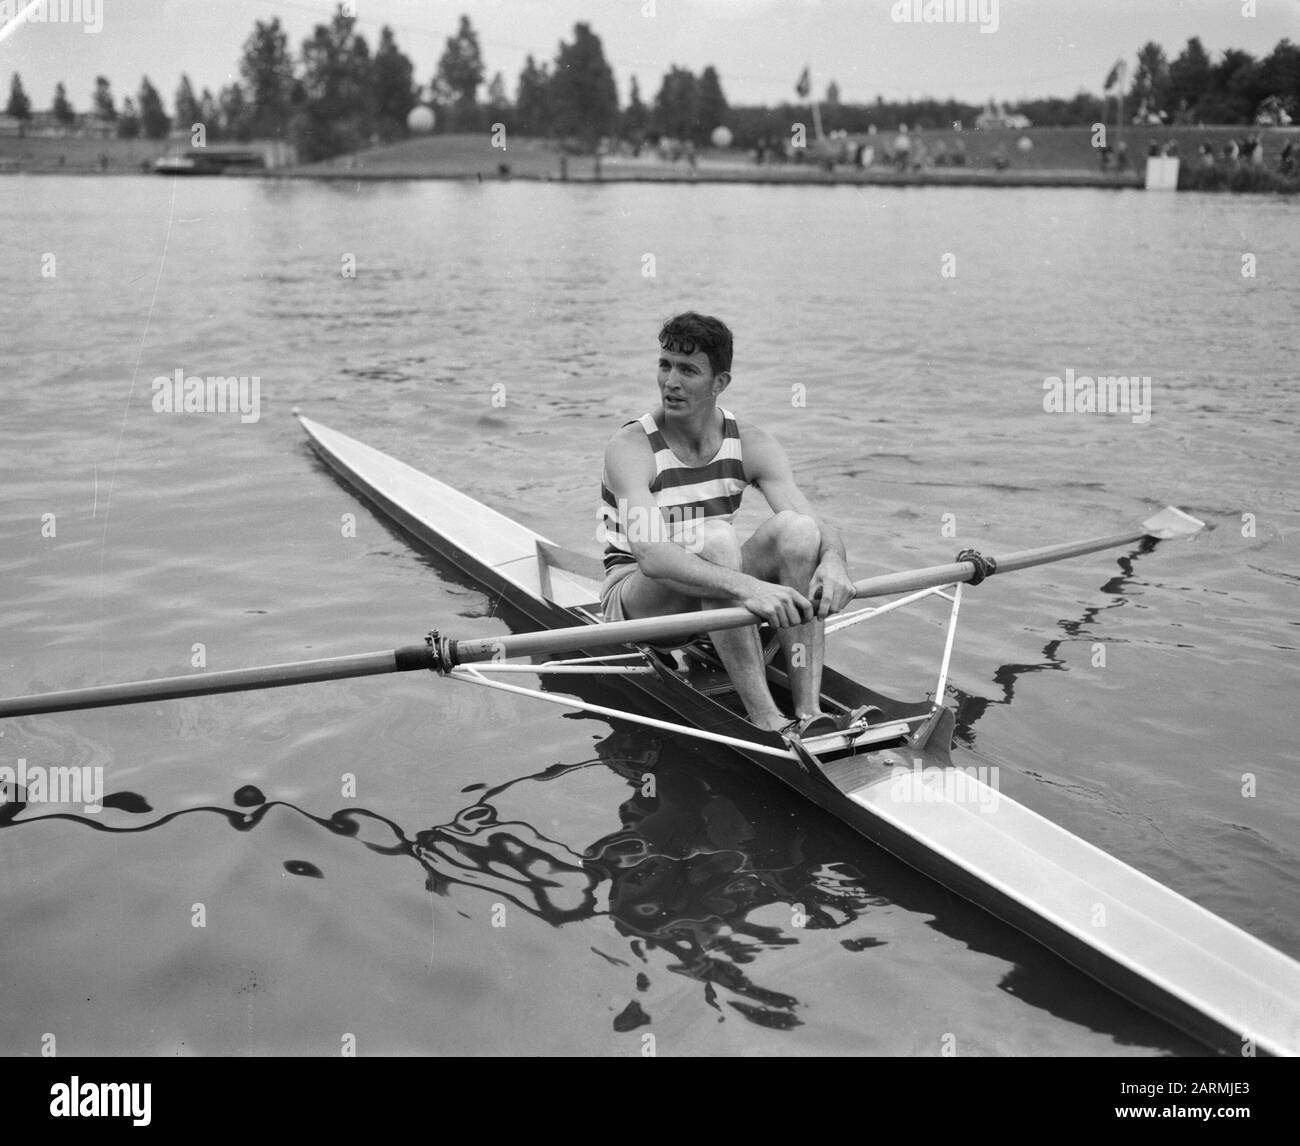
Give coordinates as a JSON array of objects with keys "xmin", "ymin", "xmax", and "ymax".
[
  {"xmin": 809, "ymin": 556, "xmax": 855, "ymax": 620},
  {"xmin": 739, "ymin": 577, "xmax": 814, "ymax": 629}
]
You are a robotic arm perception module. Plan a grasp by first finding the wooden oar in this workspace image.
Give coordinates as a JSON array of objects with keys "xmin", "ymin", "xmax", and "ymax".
[
  {"xmin": 843, "ymin": 505, "xmax": 1204, "ymax": 599},
  {"xmin": 0, "ymin": 648, "xmax": 441, "ymax": 718},
  {"xmin": 0, "ymin": 507, "xmax": 1203, "ymax": 718}
]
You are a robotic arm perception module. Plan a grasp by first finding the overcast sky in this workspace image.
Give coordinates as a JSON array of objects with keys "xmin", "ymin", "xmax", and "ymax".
[{"xmin": 2, "ymin": 0, "xmax": 1295, "ymax": 113}]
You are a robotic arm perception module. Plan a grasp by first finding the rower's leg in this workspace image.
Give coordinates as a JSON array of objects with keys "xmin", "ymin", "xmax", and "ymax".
[
  {"xmin": 689, "ymin": 521, "xmax": 789, "ymax": 730},
  {"xmin": 741, "ymin": 511, "xmax": 826, "ymax": 720},
  {"xmin": 609, "ymin": 534, "xmax": 787, "ymax": 730}
]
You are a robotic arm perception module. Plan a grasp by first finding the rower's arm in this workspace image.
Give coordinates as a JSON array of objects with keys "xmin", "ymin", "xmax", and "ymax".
[
  {"xmin": 744, "ymin": 427, "xmax": 848, "ymax": 566},
  {"xmin": 744, "ymin": 425, "xmax": 855, "ymax": 617},
  {"xmin": 602, "ymin": 429, "xmax": 751, "ymax": 600}
]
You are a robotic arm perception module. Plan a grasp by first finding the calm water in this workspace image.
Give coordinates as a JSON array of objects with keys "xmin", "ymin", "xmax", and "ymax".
[{"xmin": 1, "ymin": 176, "xmax": 1297, "ymax": 1056}]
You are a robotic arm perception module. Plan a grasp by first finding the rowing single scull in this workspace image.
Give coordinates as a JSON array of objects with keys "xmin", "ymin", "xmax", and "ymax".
[{"xmin": 1, "ymin": 412, "xmax": 1296, "ymax": 1057}]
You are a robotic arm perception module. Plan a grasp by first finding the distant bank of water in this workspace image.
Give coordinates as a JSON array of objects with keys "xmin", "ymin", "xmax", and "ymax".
[{"xmin": 5, "ymin": 126, "xmax": 1298, "ymax": 192}]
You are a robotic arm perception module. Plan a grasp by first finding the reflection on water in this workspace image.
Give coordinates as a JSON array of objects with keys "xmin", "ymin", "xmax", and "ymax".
[{"xmin": 950, "ymin": 536, "xmax": 1165, "ymax": 746}]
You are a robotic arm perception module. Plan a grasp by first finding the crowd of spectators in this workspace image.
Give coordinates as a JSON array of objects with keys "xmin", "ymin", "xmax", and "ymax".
[
  {"xmin": 603, "ymin": 124, "xmax": 1297, "ymax": 182},
  {"xmin": 749, "ymin": 125, "xmax": 973, "ymax": 172}
]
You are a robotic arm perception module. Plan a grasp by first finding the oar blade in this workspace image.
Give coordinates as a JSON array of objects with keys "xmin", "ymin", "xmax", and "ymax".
[{"xmin": 1141, "ymin": 506, "xmax": 1205, "ymax": 540}]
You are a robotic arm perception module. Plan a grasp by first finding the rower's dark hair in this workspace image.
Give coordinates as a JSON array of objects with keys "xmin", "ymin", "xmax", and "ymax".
[{"xmin": 659, "ymin": 312, "xmax": 733, "ymax": 377}]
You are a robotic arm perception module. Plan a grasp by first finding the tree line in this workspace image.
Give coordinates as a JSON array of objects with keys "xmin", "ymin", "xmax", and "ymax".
[
  {"xmin": 4, "ymin": 7, "xmax": 1297, "ymax": 160},
  {"xmin": 1127, "ymin": 37, "xmax": 1298, "ymax": 124},
  {"xmin": 3, "ymin": 12, "xmax": 420, "ymax": 158}
]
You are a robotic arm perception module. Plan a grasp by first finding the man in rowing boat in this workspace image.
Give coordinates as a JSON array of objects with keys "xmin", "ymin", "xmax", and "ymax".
[{"xmin": 599, "ymin": 311, "xmax": 857, "ymax": 738}]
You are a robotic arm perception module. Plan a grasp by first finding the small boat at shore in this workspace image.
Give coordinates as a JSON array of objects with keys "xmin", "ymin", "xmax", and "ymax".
[
  {"xmin": 1, "ymin": 413, "xmax": 1296, "ymax": 1056},
  {"xmin": 151, "ymin": 153, "xmax": 225, "ymax": 176},
  {"xmin": 152, "ymin": 149, "xmax": 266, "ymax": 176}
]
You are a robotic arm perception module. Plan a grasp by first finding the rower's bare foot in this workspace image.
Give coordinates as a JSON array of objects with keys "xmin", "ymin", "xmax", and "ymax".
[{"xmin": 751, "ymin": 712, "xmax": 792, "ymax": 733}]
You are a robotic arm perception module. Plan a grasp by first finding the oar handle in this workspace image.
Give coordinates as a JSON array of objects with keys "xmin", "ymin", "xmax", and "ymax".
[{"xmin": 443, "ymin": 611, "xmax": 757, "ymax": 665}]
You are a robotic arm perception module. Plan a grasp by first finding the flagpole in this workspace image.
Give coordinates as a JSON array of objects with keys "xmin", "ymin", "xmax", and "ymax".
[
  {"xmin": 1116, "ymin": 61, "xmax": 1125, "ymax": 156},
  {"xmin": 795, "ymin": 65, "xmax": 823, "ymax": 145}
]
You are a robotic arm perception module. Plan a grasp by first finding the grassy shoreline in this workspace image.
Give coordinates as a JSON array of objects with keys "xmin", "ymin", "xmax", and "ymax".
[{"xmin": 3, "ymin": 127, "xmax": 1296, "ymax": 191}]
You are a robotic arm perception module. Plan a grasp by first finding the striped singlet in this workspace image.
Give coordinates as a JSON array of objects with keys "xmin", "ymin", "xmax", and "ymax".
[{"xmin": 600, "ymin": 409, "xmax": 748, "ymax": 573}]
